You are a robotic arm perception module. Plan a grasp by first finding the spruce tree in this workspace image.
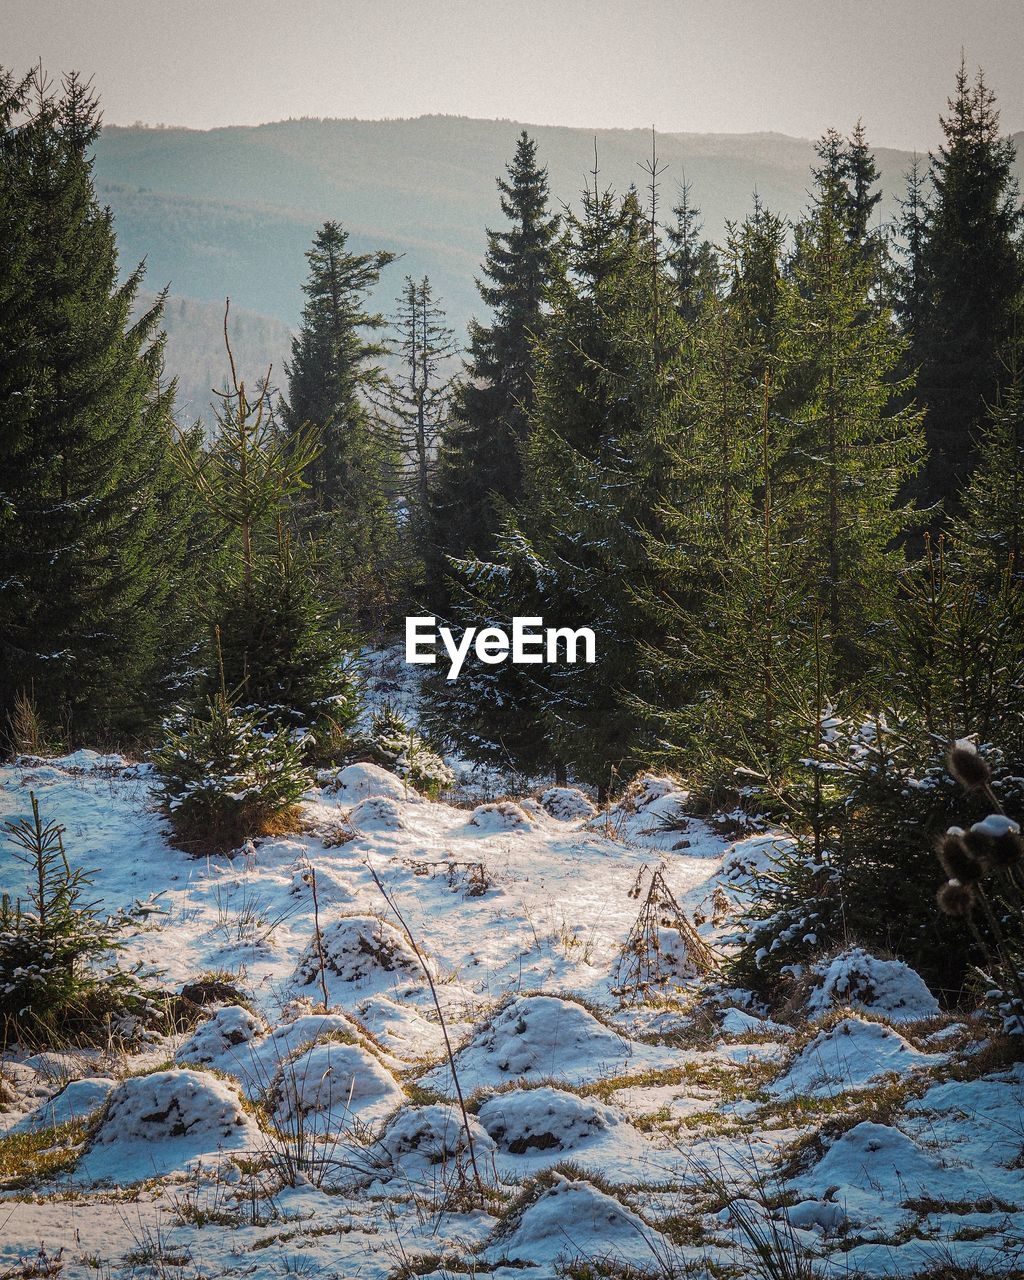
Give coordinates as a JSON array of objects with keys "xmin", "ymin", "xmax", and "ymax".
[
  {"xmin": 427, "ymin": 132, "xmax": 560, "ymax": 590},
  {"xmin": 843, "ymin": 119, "xmax": 883, "ymax": 251},
  {"xmin": 912, "ymin": 61, "xmax": 1023, "ymax": 512},
  {"xmin": 380, "ymin": 276, "xmax": 458, "ymax": 538},
  {"xmin": 180, "ymin": 322, "xmax": 359, "ymax": 755},
  {"xmin": 956, "ymin": 344, "xmax": 1024, "ymax": 585},
  {"xmin": 788, "ymin": 132, "xmax": 922, "ymax": 681},
  {"xmin": 639, "ymin": 200, "xmax": 806, "ymax": 781},
  {"xmin": 0, "ymin": 69, "xmax": 198, "ymax": 743},
  {"xmin": 282, "ymin": 221, "xmax": 402, "ymax": 626},
  {"xmin": 429, "ymin": 174, "xmax": 683, "ymax": 792},
  {"xmin": 666, "ymin": 180, "xmax": 721, "ymax": 322}
]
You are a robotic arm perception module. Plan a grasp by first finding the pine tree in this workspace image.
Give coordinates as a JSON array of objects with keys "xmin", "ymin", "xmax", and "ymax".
[
  {"xmin": 895, "ymin": 155, "xmax": 928, "ymax": 335},
  {"xmin": 639, "ymin": 200, "xmax": 807, "ymax": 782},
  {"xmin": 282, "ymin": 221, "xmax": 402, "ymax": 626},
  {"xmin": 956, "ymin": 344, "xmax": 1024, "ymax": 585},
  {"xmin": 427, "ymin": 132, "xmax": 560, "ymax": 591},
  {"xmin": 429, "ymin": 169, "xmax": 684, "ymax": 792},
  {"xmin": 379, "ymin": 276, "xmax": 458, "ymax": 538},
  {"xmin": 180, "ymin": 318, "xmax": 358, "ymax": 754},
  {"xmin": 0, "ymin": 69, "xmax": 199, "ymax": 742},
  {"xmin": 912, "ymin": 61, "xmax": 1023, "ymax": 513},
  {"xmin": 666, "ymin": 180, "xmax": 721, "ymax": 322},
  {"xmin": 787, "ymin": 132, "xmax": 922, "ymax": 681},
  {"xmin": 843, "ymin": 119, "xmax": 883, "ymax": 251}
]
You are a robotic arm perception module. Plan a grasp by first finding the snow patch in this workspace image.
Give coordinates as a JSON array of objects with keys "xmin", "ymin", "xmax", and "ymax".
[
  {"xmin": 8, "ymin": 1078, "xmax": 115, "ymax": 1134},
  {"xmin": 271, "ymin": 1040, "xmax": 403, "ymax": 1134},
  {"xmin": 292, "ymin": 914, "xmax": 426, "ymax": 997},
  {"xmin": 75, "ymin": 1069, "xmax": 258, "ymax": 1183},
  {"xmin": 806, "ymin": 947, "xmax": 941, "ymax": 1024},
  {"xmin": 349, "ymin": 795, "xmax": 406, "ymax": 831},
  {"xmin": 539, "ymin": 787, "xmax": 597, "ymax": 821},
  {"xmin": 769, "ymin": 1017, "xmax": 945, "ymax": 1100},
  {"xmin": 467, "ymin": 801, "xmax": 533, "ymax": 831},
  {"xmin": 422, "ymin": 995, "xmax": 672, "ymax": 1094},
  {"xmin": 321, "ymin": 762, "xmax": 417, "ymax": 805},
  {"xmin": 478, "ymin": 1085, "xmax": 623, "ymax": 1154},
  {"xmin": 484, "ymin": 1173, "xmax": 667, "ymax": 1267}
]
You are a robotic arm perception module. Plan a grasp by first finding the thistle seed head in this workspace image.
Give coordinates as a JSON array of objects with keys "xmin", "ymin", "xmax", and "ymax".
[
  {"xmin": 971, "ymin": 814, "xmax": 1023, "ymax": 870},
  {"xmin": 947, "ymin": 740, "xmax": 991, "ymax": 791},
  {"xmin": 936, "ymin": 831, "xmax": 984, "ymax": 883},
  {"xmin": 936, "ymin": 879, "xmax": 976, "ymax": 918}
]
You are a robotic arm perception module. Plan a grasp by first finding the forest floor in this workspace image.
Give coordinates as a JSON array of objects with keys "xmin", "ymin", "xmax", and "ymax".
[{"xmin": 1, "ymin": 706, "xmax": 1023, "ymax": 1278}]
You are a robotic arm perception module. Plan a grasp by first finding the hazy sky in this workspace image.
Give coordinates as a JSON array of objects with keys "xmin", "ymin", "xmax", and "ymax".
[{"xmin": 7, "ymin": 1, "xmax": 1023, "ymax": 147}]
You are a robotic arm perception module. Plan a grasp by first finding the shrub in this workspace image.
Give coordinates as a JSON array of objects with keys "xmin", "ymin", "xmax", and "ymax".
[
  {"xmin": 1, "ymin": 793, "xmax": 155, "ymax": 1046},
  {"xmin": 152, "ymin": 695, "xmax": 311, "ymax": 852},
  {"xmin": 932, "ymin": 741, "xmax": 1024, "ymax": 1037},
  {"xmin": 730, "ymin": 711, "xmax": 1018, "ymax": 1006},
  {"xmin": 207, "ymin": 557, "xmax": 362, "ymax": 761},
  {"xmin": 351, "ymin": 702, "xmax": 454, "ymax": 798}
]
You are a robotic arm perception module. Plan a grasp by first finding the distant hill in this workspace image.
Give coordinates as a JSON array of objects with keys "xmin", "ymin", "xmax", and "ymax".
[{"xmin": 100, "ymin": 115, "xmax": 1024, "ymax": 423}]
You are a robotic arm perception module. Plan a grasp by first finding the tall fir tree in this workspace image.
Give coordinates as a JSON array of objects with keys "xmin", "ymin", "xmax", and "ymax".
[
  {"xmin": 428, "ymin": 173, "xmax": 684, "ymax": 792},
  {"xmin": 0, "ymin": 68, "xmax": 199, "ymax": 743},
  {"xmin": 666, "ymin": 179, "xmax": 721, "ymax": 322},
  {"xmin": 788, "ymin": 130, "xmax": 922, "ymax": 681},
  {"xmin": 955, "ymin": 340, "xmax": 1024, "ymax": 586},
  {"xmin": 911, "ymin": 61, "xmax": 1023, "ymax": 514},
  {"xmin": 427, "ymin": 131, "xmax": 560, "ymax": 597},
  {"xmin": 282, "ymin": 221, "xmax": 402, "ymax": 627},
  {"xmin": 639, "ymin": 199, "xmax": 804, "ymax": 780},
  {"xmin": 379, "ymin": 276, "xmax": 458, "ymax": 541}
]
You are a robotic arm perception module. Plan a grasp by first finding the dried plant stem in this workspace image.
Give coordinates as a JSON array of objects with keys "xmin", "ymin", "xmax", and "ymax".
[{"xmin": 365, "ymin": 862, "xmax": 485, "ymax": 1199}]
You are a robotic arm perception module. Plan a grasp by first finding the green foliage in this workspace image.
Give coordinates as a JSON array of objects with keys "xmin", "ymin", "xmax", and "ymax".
[
  {"xmin": 0, "ymin": 793, "xmax": 154, "ymax": 1046},
  {"xmin": 179, "ymin": 317, "xmax": 361, "ymax": 756},
  {"xmin": 954, "ymin": 348, "xmax": 1024, "ymax": 587},
  {"xmin": 730, "ymin": 712, "xmax": 986, "ymax": 1004},
  {"xmin": 909, "ymin": 60, "xmax": 1024, "ymax": 513},
  {"xmin": 0, "ymin": 67, "xmax": 203, "ymax": 743},
  {"xmin": 208, "ymin": 547, "xmax": 362, "ymax": 759},
  {"xmin": 283, "ymin": 219, "xmax": 404, "ymax": 626},
  {"xmin": 432, "ymin": 174, "xmax": 685, "ymax": 789},
  {"xmin": 152, "ymin": 696, "xmax": 312, "ymax": 853},
  {"xmin": 428, "ymin": 131, "xmax": 561, "ymax": 592},
  {"xmin": 353, "ymin": 702, "xmax": 454, "ymax": 797},
  {"xmin": 379, "ymin": 275, "xmax": 458, "ymax": 541}
]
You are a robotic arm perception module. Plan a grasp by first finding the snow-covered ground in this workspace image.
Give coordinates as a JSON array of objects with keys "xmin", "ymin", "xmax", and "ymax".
[{"xmin": 1, "ymin": 749, "xmax": 1023, "ymax": 1279}]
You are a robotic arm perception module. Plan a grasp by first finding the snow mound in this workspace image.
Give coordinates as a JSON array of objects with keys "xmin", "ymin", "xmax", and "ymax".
[
  {"xmin": 478, "ymin": 1086, "xmax": 623, "ymax": 1154},
  {"xmin": 375, "ymin": 1104, "xmax": 494, "ymax": 1170},
  {"xmin": 10, "ymin": 1078, "xmax": 115, "ymax": 1133},
  {"xmin": 356, "ymin": 994, "xmax": 447, "ymax": 1059},
  {"xmin": 722, "ymin": 834, "xmax": 794, "ymax": 884},
  {"xmin": 422, "ymin": 995, "xmax": 668, "ymax": 1094},
  {"xmin": 719, "ymin": 1007, "xmax": 794, "ymax": 1038},
  {"xmin": 468, "ymin": 801, "xmax": 533, "ymax": 831},
  {"xmin": 629, "ymin": 776, "xmax": 679, "ymax": 807},
  {"xmin": 293, "ymin": 914, "xmax": 426, "ymax": 996},
  {"xmin": 289, "ymin": 864, "xmax": 356, "ymax": 905},
  {"xmin": 324, "ymin": 762, "xmax": 416, "ymax": 804},
  {"xmin": 178, "ymin": 1009, "xmax": 366, "ymax": 1096},
  {"xmin": 76, "ymin": 1069, "xmax": 258, "ymax": 1183},
  {"xmin": 770, "ymin": 1017, "xmax": 944, "ymax": 1099},
  {"xmin": 539, "ymin": 787, "xmax": 597, "ymax": 821},
  {"xmin": 484, "ymin": 1173, "xmax": 666, "ymax": 1267},
  {"xmin": 175, "ymin": 1005, "xmax": 267, "ymax": 1067},
  {"xmin": 805, "ymin": 948, "xmax": 941, "ymax": 1024},
  {"xmin": 349, "ymin": 796, "xmax": 406, "ymax": 831},
  {"xmin": 793, "ymin": 1121, "xmax": 976, "ymax": 1225},
  {"xmin": 272, "ymin": 1040, "xmax": 403, "ymax": 1134}
]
